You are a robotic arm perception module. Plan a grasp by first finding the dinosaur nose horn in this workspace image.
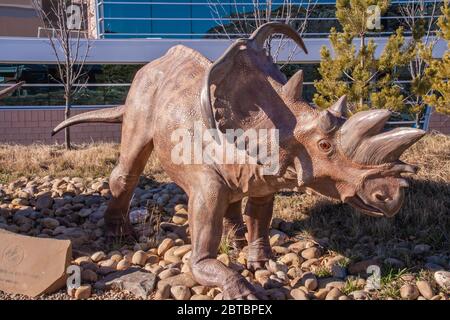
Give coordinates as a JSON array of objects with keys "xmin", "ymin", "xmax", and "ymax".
[
  {"xmin": 340, "ymin": 109, "xmax": 391, "ymax": 159},
  {"xmin": 351, "ymin": 127, "xmax": 426, "ymax": 165}
]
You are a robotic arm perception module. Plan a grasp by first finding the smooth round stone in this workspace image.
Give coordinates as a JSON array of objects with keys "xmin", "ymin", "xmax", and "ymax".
[
  {"xmin": 279, "ymin": 253, "xmax": 302, "ymax": 267},
  {"xmin": 416, "ymin": 280, "xmax": 434, "ymax": 299},
  {"xmin": 191, "ymin": 285, "xmax": 208, "ymax": 295},
  {"xmin": 74, "ymin": 285, "xmax": 92, "ymax": 300},
  {"xmin": 81, "ymin": 269, "xmax": 98, "ymax": 283},
  {"xmin": 217, "ymin": 253, "xmax": 231, "ymax": 266},
  {"xmin": 191, "ymin": 294, "xmax": 213, "ymax": 300},
  {"xmin": 164, "ymin": 247, "xmax": 182, "ymax": 264},
  {"xmin": 272, "ymin": 246, "xmax": 290, "ymax": 255},
  {"xmin": 267, "ymin": 259, "xmax": 288, "ymax": 273},
  {"xmin": 314, "ymin": 288, "xmax": 330, "ymax": 300},
  {"xmin": 325, "ymin": 288, "xmax": 343, "ymax": 300},
  {"xmin": 434, "ymin": 271, "xmax": 450, "ymax": 290},
  {"xmin": 400, "ymin": 284, "xmax": 420, "ymax": 300},
  {"xmin": 146, "ymin": 254, "xmax": 159, "ymax": 264},
  {"xmin": 91, "ymin": 251, "xmax": 107, "ymax": 263},
  {"xmin": 172, "ymin": 214, "xmax": 188, "ymax": 225},
  {"xmin": 40, "ymin": 217, "xmax": 59, "ymax": 229},
  {"xmin": 157, "ymin": 238, "xmax": 175, "ymax": 256},
  {"xmin": 159, "ymin": 268, "xmax": 181, "ymax": 280},
  {"xmin": 110, "ymin": 253, "xmax": 123, "ymax": 263},
  {"xmin": 174, "ymin": 245, "xmax": 191, "ymax": 257},
  {"xmin": 351, "ymin": 290, "xmax": 369, "ymax": 300},
  {"xmin": 171, "ymin": 285, "xmax": 191, "ymax": 300},
  {"xmin": 132, "ymin": 250, "xmax": 148, "ymax": 266},
  {"xmin": 74, "ymin": 256, "xmax": 92, "ymax": 265},
  {"xmin": 116, "ymin": 259, "xmax": 131, "ymax": 271},
  {"xmin": 301, "ymin": 247, "xmax": 321, "ymax": 259},
  {"xmin": 154, "ymin": 284, "xmax": 171, "ymax": 300},
  {"xmin": 291, "ymin": 288, "xmax": 309, "ymax": 300}
]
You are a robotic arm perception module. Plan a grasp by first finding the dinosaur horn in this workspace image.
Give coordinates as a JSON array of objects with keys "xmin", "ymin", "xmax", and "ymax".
[
  {"xmin": 249, "ymin": 22, "xmax": 308, "ymax": 54},
  {"xmin": 350, "ymin": 127, "xmax": 426, "ymax": 165},
  {"xmin": 0, "ymin": 81, "xmax": 25, "ymax": 99},
  {"xmin": 328, "ymin": 95, "xmax": 348, "ymax": 118},
  {"xmin": 340, "ymin": 109, "xmax": 391, "ymax": 158}
]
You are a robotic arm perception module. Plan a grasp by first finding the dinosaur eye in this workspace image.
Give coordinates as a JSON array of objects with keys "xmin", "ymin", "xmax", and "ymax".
[{"xmin": 318, "ymin": 139, "xmax": 332, "ymax": 153}]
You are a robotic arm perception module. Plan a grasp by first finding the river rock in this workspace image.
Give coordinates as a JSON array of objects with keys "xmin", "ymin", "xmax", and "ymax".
[
  {"xmin": 171, "ymin": 285, "xmax": 191, "ymax": 300},
  {"xmin": 157, "ymin": 238, "xmax": 174, "ymax": 256},
  {"xmin": 416, "ymin": 280, "xmax": 434, "ymax": 299},
  {"xmin": 301, "ymin": 247, "xmax": 321, "ymax": 260},
  {"xmin": 74, "ymin": 285, "xmax": 92, "ymax": 300},
  {"xmin": 434, "ymin": 271, "xmax": 450, "ymax": 290},
  {"xmin": 157, "ymin": 273, "xmax": 198, "ymax": 289},
  {"xmin": 400, "ymin": 284, "xmax": 420, "ymax": 300}
]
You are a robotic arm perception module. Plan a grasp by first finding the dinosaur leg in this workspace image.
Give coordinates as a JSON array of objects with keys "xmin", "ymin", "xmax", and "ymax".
[
  {"xmin": 104, "ymin": 120, "xmax": 154, "ymax": 243},
  {"xmin": 244, "ymin": 195, "xmax": 274, "ymax": 271},
  {"xmin": 222, "ymin": 200, "xmax": 247, "ymax": 249},
  {"xmin": 189, "ymin": 178, "xmax": 260, "ymax": 300}
]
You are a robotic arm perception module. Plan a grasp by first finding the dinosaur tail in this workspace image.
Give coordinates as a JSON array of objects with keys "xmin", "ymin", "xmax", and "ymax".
[
  {"xmin": 0, "ymin": 81, "xmax": 25, "ymax": 99},
  {"xmin": 51, "ymin": 105, "xmax": 126, "ymax": 136}
]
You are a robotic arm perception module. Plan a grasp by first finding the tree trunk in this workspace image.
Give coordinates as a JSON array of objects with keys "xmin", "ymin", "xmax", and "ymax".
[
  {"xmin": 65, "ymin": 95, "xmax": 71, "ymax": 150},
  {"xmin": 359, "ymin": 33, "xmax": 365, "ymax": 109},
  {"xmin": 415, "ymin": 111, "xmax": 422, "ymax": 129}
]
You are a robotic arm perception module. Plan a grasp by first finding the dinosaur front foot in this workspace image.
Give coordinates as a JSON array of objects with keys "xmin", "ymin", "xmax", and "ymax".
[
  {"xmin": 246, "ymin": 239, "xmax": 272, "ymax": 271},
  {"xmin": 104, "ymin": 216, "xmax": 136, "ymax": 245}
]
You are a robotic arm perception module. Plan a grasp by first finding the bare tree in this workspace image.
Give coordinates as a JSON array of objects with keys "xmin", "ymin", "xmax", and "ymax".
[
  {"xmin": 398, "ymin": 0, "xmax": 441, "ymax": 127},
  {"xmin": 207, "ymin": 0, "xmax": 316, "ymax": 67},
  {"xmin": 33, "ymin": 0, "xmax": 91, "ymax": 149}
]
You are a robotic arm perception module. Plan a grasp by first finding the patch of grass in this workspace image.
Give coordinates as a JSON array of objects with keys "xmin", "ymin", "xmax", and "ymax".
[
  {"xmin": 341, "ymin": 278, "xmax": 365, "ymax": 295},
  {"xmin": 219, "ymin": 228, "xmax": 236, "ymax": 256},
  {"xmin": 0, "ymin": 142, "xmax": 167, "ymax": 184},
  {"xmin": 376, "ymin": 268, "xmax": 409, "ymax": 300},
  {"xmin": 314, "ymin": 265, "xmax": 332, "ymax": 278}
]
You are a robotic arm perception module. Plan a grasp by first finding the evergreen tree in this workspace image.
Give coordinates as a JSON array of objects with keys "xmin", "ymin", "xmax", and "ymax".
[
  {"xmin": 423, "ymin": 1, "xmax": 449, "ymax": 115},
  {"xmin": 313, "ymin": 0, "xmax": 411, "ymax": 113}
]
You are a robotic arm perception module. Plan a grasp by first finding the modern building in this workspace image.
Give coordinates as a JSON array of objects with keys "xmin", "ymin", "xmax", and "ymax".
[{"xmin": 0, "ymin": 0, "xmax": 448, "ymax": 144}]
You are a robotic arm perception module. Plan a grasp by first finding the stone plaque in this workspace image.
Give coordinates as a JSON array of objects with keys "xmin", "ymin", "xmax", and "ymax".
[{"xmin": 0, "ymin": 231, "xmax": 72, "ymax": 297}]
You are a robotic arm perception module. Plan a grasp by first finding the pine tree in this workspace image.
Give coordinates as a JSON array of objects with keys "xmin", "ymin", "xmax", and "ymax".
[
  {"xmin": 423, "ymin": 1, "xmax": 450, "ymax": 115},
  {"xmin": 313, "ymin": 0, "xmax": 411, "ymax": 113}
]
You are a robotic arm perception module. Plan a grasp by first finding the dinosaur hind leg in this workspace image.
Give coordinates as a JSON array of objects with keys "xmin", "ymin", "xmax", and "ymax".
[
  {"xmin": 104, "ymin": 118, "xmax": 154, "ymax": 244},
  {"xmin": 222, "ymin": 200, "xmax": 247, "ymax": 249}
]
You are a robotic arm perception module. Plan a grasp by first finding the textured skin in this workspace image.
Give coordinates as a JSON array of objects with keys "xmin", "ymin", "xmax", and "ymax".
[
  {"xmin": 0, "ymin": 82, "xmax": 24, "ymax": 100},
  {"xmin": 52, "ymin": 23, "xmax": 425, "ymax": 299}
]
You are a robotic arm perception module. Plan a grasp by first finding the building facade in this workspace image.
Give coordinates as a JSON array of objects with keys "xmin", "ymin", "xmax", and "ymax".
[{"xmin": 0, "ymin": 0, "xmax": 448, "ymax": 144}]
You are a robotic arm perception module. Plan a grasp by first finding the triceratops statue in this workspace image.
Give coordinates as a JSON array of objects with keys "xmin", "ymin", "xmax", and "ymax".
[{"xmin": 53, "ymin": 23, "xmax": 425, "ymax": 299}]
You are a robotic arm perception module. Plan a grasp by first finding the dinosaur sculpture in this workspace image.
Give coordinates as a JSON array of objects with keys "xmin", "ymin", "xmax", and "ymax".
[
  {"xmin": 52, "ymin": 22, "xmax": 425, "ymax": 300},
  {"xmin": 0, "ymin": 82, "xmax": 24, "ymax": 100}
]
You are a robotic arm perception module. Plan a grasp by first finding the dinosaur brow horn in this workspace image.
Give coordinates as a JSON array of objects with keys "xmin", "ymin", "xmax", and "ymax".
[{"xmin": 249, "ymin": 22, "xmax": 308, "ymax": 54}]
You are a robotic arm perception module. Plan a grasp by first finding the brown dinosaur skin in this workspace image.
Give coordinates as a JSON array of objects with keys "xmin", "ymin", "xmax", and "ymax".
[
  {"xmin": 52, "ymin": 23, "xmax": 425, "ymax": 300},
  {"xmin": 0, "ymin": 82, "xmax": 24, "ymax": 100}
]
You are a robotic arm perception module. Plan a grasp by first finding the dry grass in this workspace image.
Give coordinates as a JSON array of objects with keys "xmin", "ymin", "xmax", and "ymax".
[{"xmin": 0, "ymin": 142, "xmax": 168, "ymax": 184}]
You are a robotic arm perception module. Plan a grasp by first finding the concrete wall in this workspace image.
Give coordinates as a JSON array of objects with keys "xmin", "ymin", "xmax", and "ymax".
[
  {"xmin": 0, "ymin": 107, "xmax": 448, "ymax": 146},
  {"xmin": 428, "ymin": 110, "xmax": 450, "ymax": 135}
]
